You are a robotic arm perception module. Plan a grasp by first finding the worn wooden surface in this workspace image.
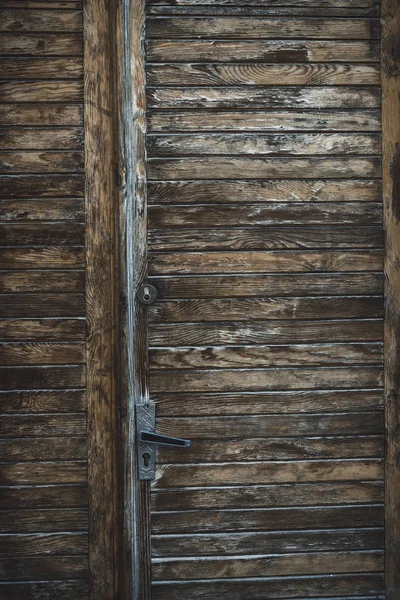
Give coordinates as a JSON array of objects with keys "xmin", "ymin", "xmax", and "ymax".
[
  {"xmin": 0, "ymin": 0, "xmax": 88, "ymax": 597},
  {"xmin": 145, "ymin": 0, "xmax": 386, "ymax": 597},
  {"xmin": 382, "ymin": 0, "xmax": 400, "ymax": 598}
]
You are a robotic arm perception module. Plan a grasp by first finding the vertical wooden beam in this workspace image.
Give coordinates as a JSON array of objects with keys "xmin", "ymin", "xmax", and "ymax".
[
  {"xmin": 382, "ymin": 1, "xmax": 400, "ymax": 598},
  {"xmin": 84, "ymin": 0, "xmax": 120, "ymax": 597},
  {"xmin": 116, "ymin": 0, "xmax": 150, "ymax": 597}
]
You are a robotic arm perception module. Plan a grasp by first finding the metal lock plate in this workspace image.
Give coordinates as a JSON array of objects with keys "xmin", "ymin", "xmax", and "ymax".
[
  {"xmin": 137, "ymin": 283, "xmax": 158, "ymax": 305},
  {"xmin": 137, "ymin": 403, "xmax": 156, "ymax": 480}
]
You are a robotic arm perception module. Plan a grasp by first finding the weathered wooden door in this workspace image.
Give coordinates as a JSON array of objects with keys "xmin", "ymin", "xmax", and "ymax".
[{"xmin": 113, "ymin": 0, "xmax": 400, "ymax": 598}]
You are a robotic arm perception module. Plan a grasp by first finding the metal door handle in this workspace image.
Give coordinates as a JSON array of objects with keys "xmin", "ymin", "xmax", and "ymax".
[
  {"xmin": 136, "ymin": 403, "xmax": 190, "ymax": 480},
  {"xmin": 139, "ymin": 430, "xmax": 191, "ymax": 447}
]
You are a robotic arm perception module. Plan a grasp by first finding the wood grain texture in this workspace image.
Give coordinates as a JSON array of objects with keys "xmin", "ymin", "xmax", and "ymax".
[
  {"xmin": 149, "ymin": 250, "xmax": 383, "ymax": 275},
  {"xmin": 152, "ymin": 550, "xmax": 384, "ymax": 580},
  {"xmin": 152, "ymin": 481, "xmax": 384, "ymax": 510},
  {"xmin": 148, "ymin": 157, "xmax": 381, "ymax": 180},
  {"xmin": 0, "ymin": 271, "xmax": 85, "ymax": 293},
  {"xmin": 153, "ymin": 389, "xmax": 384, "ymax": 417},
  {"xmin": 0, "ymin": 81, "xmax": 83, "ymax": 102},
  {"xmin": 149, "ymin": 225, "xmax": 384, "ymax": 252},
  {"xmin": 0, "ymin": 129, "xmax": 83, "ymax": 150},
  {"xmin": 0, "ymin": 32, "xmax": 83, "ymax": 55},
  {"xmin": 148, "ymin": 133, "xmax": 381, "ymax": 156},
  {"xmin": 0, "ymin": 390, "xmax": 86, "ymax": 413},
  {"xmin": 147, "ymin": 63, "xmax": 380, "ymax": 87},
  {"xmin": 0, "ymin": 104, "xmax": 83, "ymax": 127},
  {"xmin": 382, "ymin": 1, "xmax": 400, "ymax": 598},
  {"xmin": 0, "ymin": 581, "xmax": 89, "ymax": 600},
  {"xmin": 84, "ymin": 0, "xmax": 119, "ymax": 597},
  {"xmin": 1, "ymin": 437, "xmax": 86, "ymax": 461},
  {"xmin": 147, "ymin": 40, "xmax": 380, "ymax": 63},
  {"xmin": 147, "ymin": 17, "xmax": 379, "ymax": 39},
  {"xmin": 0, "ymin": 293, "xmax": 85, "ymax": 317},
  {"xmin": 0, "ymin": 532, "xmax": 88, "ymax": 557},
  {"xmin": 0, "ymin": 9, "xmax": 82, "ymax": 31},
  {"xmin": 148, "ymin": 180, "xmax": 381, "ymax": 204},
  {"xmin": 0, "ymin": 57, "xmax": 83, "ymax": 79},
  {"xmin": 148, "ymin": 88, "xmax": 381, "ymax": 110},
  {"xmin": 0, "ymin": 556, "xmax": 88, "ymax": 581},
  {"xmin": 151, "ymin": 575, "xmax": 384, "ymax": 599},
  {"xmin": 0, "ymin": 484, "xmax": 88, "ymax": 509},
  {"xmin": 152, "ymin": 527, "xmax": 384, "ymax": 558},
  {"xmin": 0, "ymin": 461, "xmax": 87, "ymax": 485},
  {"xmin": 0, "ymin": 199, "xmax": 84, "ymax": 221}
]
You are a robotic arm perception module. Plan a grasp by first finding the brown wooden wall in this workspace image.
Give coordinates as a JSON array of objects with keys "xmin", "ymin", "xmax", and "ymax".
[{"xmin": 0, "ymin": 1, "xmax": 89, "ymax": 598}]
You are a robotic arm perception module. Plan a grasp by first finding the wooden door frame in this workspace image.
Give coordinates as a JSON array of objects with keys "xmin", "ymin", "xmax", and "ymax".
[{"xmin": 84, "ymin": 0, "xmax": 400, "ymax": 598}]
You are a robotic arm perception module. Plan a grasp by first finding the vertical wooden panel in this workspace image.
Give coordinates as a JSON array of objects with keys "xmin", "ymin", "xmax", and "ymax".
[
  {"xmin": 84, "ymin": 0, "xmax": 119, "ymax": 598},
  {"xmin": 116, "ymin": 0, "xmax": 150, "ymax": 597},
  {"xmin": 382, "ymin": 1, "xmax": 400, "ymax": 598}
]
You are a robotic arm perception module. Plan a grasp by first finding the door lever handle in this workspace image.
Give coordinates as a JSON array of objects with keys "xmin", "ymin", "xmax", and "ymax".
[
  {"xmin": 136, "ymin": 403, "xmax": 190, "ymax": 480},
  {"xmin": 139, "ymin": 430, "xmax": 191, "ymax": 448}
]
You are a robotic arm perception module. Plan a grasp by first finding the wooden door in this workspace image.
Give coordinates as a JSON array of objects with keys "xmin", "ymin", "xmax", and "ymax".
[
  {"xmin": 139, "ymin": 2, "xmax": 386, "ymax": 595},
  {"xmin": 90, "ymin": 0, "xmax": 400, "ymax": 598}
]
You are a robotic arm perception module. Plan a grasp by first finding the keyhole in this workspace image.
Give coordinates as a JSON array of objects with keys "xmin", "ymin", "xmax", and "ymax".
[
  {"xmin": 143, "ymin": 287, "xmax": 151, "ymax": 302},
  {"xmin": 143, "ymin": 452, "xmax": 150, "ymax": 467}
]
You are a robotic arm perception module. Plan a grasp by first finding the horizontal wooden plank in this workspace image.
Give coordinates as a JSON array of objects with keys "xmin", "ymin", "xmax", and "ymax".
[
  {"xmin": 151, "ymin": 574, "xmax": 384, "ymax": 599},
  {"xmin": 0, "ymin": 152, "xmax": 84, "ymax": 173},
  {"xmin": 149, "ymin": 225, "xmax": 384, "ymax": 252},
  {"xmin": 148, "ymin": 133, "xmax": 381, "ymax": 157},
  {"xmin": 149, "ymin": 297, "xmax": 383, "ymax": 324},
  {"xmin": 146, "ymin": 0, "xmax": 379, "ymax": 6},
  {"xmin": 147, "ymin": 6, "xmax": 380, "ymax": 16},
  {"xmin": 0, "ymin": 248, "xmax": 84, "ymax": 269},
  {"xmin": 148, "ymin": 179, "xmax": 381, "ymax": 204},
  {"xmin": 0, "ymin": 533, "xmax": 87, "ymax": 557},
  {"xmin": 152, "ymin": 527, "xmax": 384, "ymax": 558},
  {"xmin": 0, "ymin": 437, "xmax": 86, "ymax": 461},
  {"xmin": 0, "ymin": 581, "xmax": 88, "ymax": 599},
  {"xmin": 150, "ymin": 321, "xmax": 384, "ymax": 347},
  {"xmin": 152, "ymin": 481, "xmax": 384, "ymax": 511},
  {"xmin": 148, "ymin": 157, "xmax": 381, "ymax": 180},
  {"xmin": 151, "ymin": 366, "xmax": 383, "ymax": 392},
  {"xmin": 0, "ymin": 508, "xmax": 87, "ymax": 533},
  {"xmin": 0, "ymin": 270, "xmax": 84, "ymax": 293},
  {"xmin": 0, "ymin": 390, "xmax": 86, "ymax": 413},
  {"xmin": 0, "ymin": 461, "xmax": 87, "ymax": 485},
  {"xmin": 0, "ymin": 556, "xmax": 88, "ymax": 581},
  {"xmin": 149, "ymin": 204, "xmax": 382, "ymax": 229},
  {"xmin": 0, "ymin": 413, "xmax": 86, "ymax": 436},
  {"xmin": 0, "ymin": 129, "xmax": 83, "ymax": 151},
  {"xmin": 0, "ymin": 342, "xmax": 85, "ymax": 365},
  {"xmin": 0, "ymin": 1, "xmax": 83, "ymax": 7},
  {"xmin": 0, "ymin": 484, "xmax": 87, "ymax": 509},
  {"xmin": 152, "ymin": 504, "xmax": 384, "ymax": 533},
  {"xmin": 147, "ymin": 88, "xmax": 381, "ymax": 110},
  {"xmin": 0, "ymin": 366, "xmax": 85, "ymax": 390},
  {"xmin": 0, "ymin": 33, "xmax": 83, "ymax": 55},
  {"xmin": 147, "ymin": 39, "xmax": 379, "ymax": 62},
  {"xmin": 0, "ymin": 294, "xmax": 85, "ymax": 317},
  {"xmin": 149, "ymin": 250, "xmax": 383, "ymax": 275},
  {"xmin": 0, "ymin": 104, "xmax": 83, "ymax": 127},
  {"xmin": 0, "ymin": 57, "xmax": 82, "ymax": 79},
  {"xmin": 0, "ymin": 175, "xmax": 84, "ymax": 198},
  {"xmin": 152, "ymin": 550, "xmax": 383, "ymax": 581},
  {"xmin": 0, "ymin": 9, "xmax": 82, "ymax": 32},
  {"xmin": 0, "ymin": 319, "xmax": 85, "ymax": 340},
  {"xmin": 155, "ymin": 413, "xmax": 383, "ymax": 440},
  {"xmin": 151, "ymin": 273, "xmax": 383, "ymax": 299},
  {"xmin": 0, "ymin": 81, "xmax": 83, "ymax": 102},
  {"xmin": 150, "ymin": 342, "xmax": 383, "ymax": 369},
  {"xmin": 153, "ymin": 389, "xmax": 383, "ymax": 417},
  {"xmin": 147, "ymin": 63, "xmax": 379, "ymax": 87},
  {"xmin": 157, "ymin": 436, "xmax": 384, "ymax": 464},
  {"xmin": 147, "ymin": 17, "xmax": 379, "ymax": 39},
  {"xmin": 0, "ymin": 223, "xmax": 84, "ymax": 245},
  {"xmin": 0, "ymin": 198, "xmax": 84, "ymax": 220}
]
